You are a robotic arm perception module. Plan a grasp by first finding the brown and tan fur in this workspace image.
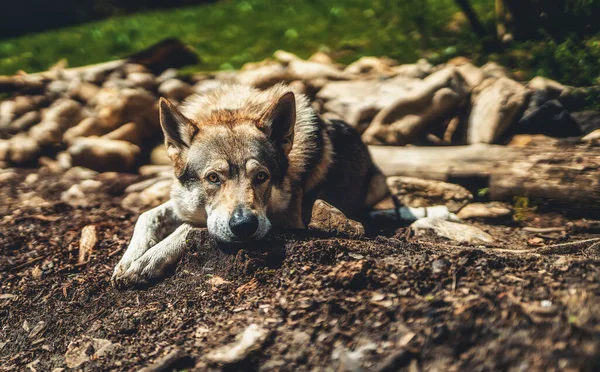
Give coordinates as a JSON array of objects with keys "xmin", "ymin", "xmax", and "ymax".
[{"xmin": 112, "ymin": 83, "xmax": 388, "ymax": 287}]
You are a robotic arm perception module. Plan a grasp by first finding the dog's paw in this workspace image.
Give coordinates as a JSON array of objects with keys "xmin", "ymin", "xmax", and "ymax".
[{"xmin": 111, "ymin": 255, "xmax": 169, "ymax": 289}]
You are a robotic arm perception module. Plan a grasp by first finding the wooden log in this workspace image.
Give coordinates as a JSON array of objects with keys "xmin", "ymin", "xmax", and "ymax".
[{"xmin": 369, "ymin": 144, "xmax": 600, "ymax": 211}]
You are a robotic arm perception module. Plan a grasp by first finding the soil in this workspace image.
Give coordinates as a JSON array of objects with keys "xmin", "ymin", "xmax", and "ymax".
[{"xmin": 1, "ymin": 169, "xmax": 599, "ymax": 371}]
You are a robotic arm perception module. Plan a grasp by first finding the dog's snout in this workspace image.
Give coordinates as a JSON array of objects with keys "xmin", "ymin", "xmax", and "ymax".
[{"xmin": 229, "ymin": 207, "xmax": 259, "ymax": 240}]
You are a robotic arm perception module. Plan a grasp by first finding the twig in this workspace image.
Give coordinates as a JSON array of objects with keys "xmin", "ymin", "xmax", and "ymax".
[
  {"xmin": 522, "ymin": 226, "xmax": 566, "ymax": 233},
  {"xmin": 7, "ymin": 255, "xmax": 47, "ymax": 272}
]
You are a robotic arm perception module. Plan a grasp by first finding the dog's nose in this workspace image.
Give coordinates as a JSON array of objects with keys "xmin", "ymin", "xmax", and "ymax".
[{"xmin": 229, "ymin": 207, "xmax": 259, "ymax": 240}]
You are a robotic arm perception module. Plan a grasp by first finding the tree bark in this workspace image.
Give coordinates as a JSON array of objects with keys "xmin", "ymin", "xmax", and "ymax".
[{"xmin": 454, "ymin": 0, "xmax": 489, "ymax": 39}]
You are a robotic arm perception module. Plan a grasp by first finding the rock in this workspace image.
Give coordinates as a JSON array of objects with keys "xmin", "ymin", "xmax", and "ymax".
[
  {"xmin": 467, "ymin": 77, "xmax": 530, "ymax": 144},
  {"xmin": 138, "ymin": 165, "xmax": 172, "ymax": 177},
  {"xmin": 288, "ymin": 59, "xmax": 348, "ymax": 81},
  {"xmin": 93, "ymin": 88, "xmax": 158, "ymax": 131},
  {"xmin": 121, "ymin": 178, "xmax": 172, "ymax": 213},
  {"xmin": 344, "ymin": 56, "xmax": 397, "ymax": 76},
  {"xmin": 68, "ymin": 137, "xmax": 141, "ymax": 172},
  {"xmin": 481, "ymin": 62, "xmax": 508, "ymax": 78},
  {"xmin": 101, "ymin": 122, "xmax": 143, "ymax": 145},
  {"xmin": 515, "ymin": 99, "xmax": 580, "ymax": 138},
  {"xmin": 432, "ymin": 258, "xmax": 450, "ymax": 275},
  {"xmin": 68, "ymin": 81, "xmax": 101, "ymax": 102},
  {"xmin": 158, "ymin": 79, "xmax": 193, "ymax": 101},
  {"xmin": 64, "ymin": 337, "xmax": 119, "ymax": 369},
  {"xmin": 391, "ymin": 59, "xmax": 434, "ymax": 79},
  {"xmin": 0, "ymin": 100, "xmax": 16, "ymax": 131},
  {"xmin": 206, "ymin": 324, "xmax": 271, "ymax": 365},
  {"xmin": 456, "ymin": 62, "xmax": 486, "ymax": 90},
  {"xmin": 127, "ymin": 72, "xmax": 156, "ymax": 90},
  {"xmin": 457, "ymin": 203, "xmax": 512, "ymax": 220},
  {"xmin": 63, "ymin": 118, "xmax": 108, "ymax": 145},
  {"xmin": 385, "ymin": 176, "xmax": 472, "ymax": 213},
  {"xmin": 317, "ymin": 76, "xmax": 422, "ymax": 132},
  {"xmin": 155, "ymin": 68, "xmax": 179, "ymax": 84},
  {"xmin": 571, "ymin": 110, "xmax": 600, "ymax": 134},
  {"xmin": 78, "ymin": 225, "xmax": 98, "ymax": 263},
  {"xmin": 581, "ymin": 129, "xmax": 600, "ymax": 144},
  {"xmin": 62, "ymin": 166, "xmax": 98, "ymax": 180},
  {"xmin": 46, "ymin": 79, "xmax": 69, "ymax": 96},
  {"xmin": 56, "ymin": 152, "xmax": 73, "ymax": 170},
  {"xmin": 23, "ymin": 173, "xmax": 39, "ymax": 185},
  {"xmin": 362, "ymin": 66, "xmax": 468, "ymax": 145},
  {"xmin": 7, "ymin": 134, "xmax": 40, "ymax": 165},
  {"xmin": 410, "ymin": 217, "xmax": 494, "ymax": 244},
  {"xmin": 308, "ymin": 199, "xmax": 365, "ymax": 238},
  {"xmin": 527, "ymin": 76, "xmax": 568, "ymax": 98},
  {"xmin": 273, "ymin": 50, "xmax": 301, "ymax": 64},
  {"xmin": 5, "ymin": 111, "xmax": 40, "ymax": 135},
  {"xmin": 0, "ymin": 140, "xmax": 9, "ymax": 161},
  {"xmin": 506, "ymin": 134, "xmax": 561, "ymax": 148},
  {"xmin": 150, "ymin": 144, "xmax": 170, "ymax": 165},
  {"xmin": 61, "ymin": 180, "xmax": 103, "ymax": 207},
  {"xmin": 29, "ymin": 99, "xmax": 84, "ymax": 146},
  {"xmin": 308, "ymin": 51, "xmax": 334, "ymax": 65},
  {"xmin": 235, "ymin": 63, "xmax": 291, "ymax": 89}
]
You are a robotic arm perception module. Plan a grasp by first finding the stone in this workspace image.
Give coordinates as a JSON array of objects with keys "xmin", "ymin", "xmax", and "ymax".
[
  {"xmin": 62, "ymin": 166, "xmax": 98, "ymax": 180},
  {"xmin": 317, "ymin": 76, "xmax": 422, "ymax": 132},
  {"xmin": 308, "ymin": 51, "xmax": 334, "ymax": 65},
  {"xmin": 391, "ymin": 59, "xmax": 434, "ymax": 79},
  {"xmin": 68, "ymin": 137, "xmax": 141, "ymax": 172},
  {"xmin": 206, "ymin": 324, "xmax": 271, "ymax": 365},
  {"xmin": 8, "ymin": 111, "xmax": 40, "ymax": 134},
  {"xmin": 287, "ymin": 59, "xmax": 348, "ymax": 81},
  {"xmin": 527, "ymin": 76, "xmax": 568, "ymax": 98},
  {"xmin": 150, "ymin": 144, "xmax": 170, "ymax": 165},
  {"xmin": 29, "ymin": 99, "xmax": 84, "ymax": 146},
  {"xmin": 571, "ymin": 110, "xmax": 600, "ymax": 134},
  {"xmin": 68, "ymin": 81, "xmax": 101, "ymax": 102},
  {"xmin": 410, "ymin": 217, "xmax": 494, "ymax": 244},
  {"xmin": 127, "ymin": 72, "xmax": 156, "ymax": 90},
  {"xmin": 308, "ymin": 199, "xmax": 365, "ymax": 238},
  {"xmin": 273, "ymin": 50, "xmax": 301, "ymax": 64},
  {"xmin": 235, "ymin": 63, "xmax": 291, "ymax": 89},
  {"xmin": 581, "ymin": 129, "xmax": 600, "ymax": 144},
  {"xmin": 362, "ymin": 67, "xmax": 468, "ymax": 145},
  {"xmin": 121, "ymin": 178, "xmax": 172, "ymax": 213},
  {"xmin": 456, "ymin": 203, "xmax": 512, "ymax": 220},
  {"xmin": 456, "ymin": 62, "xmax": 486, "ymax": 90},
  {"xmin": 8, "ymin": 134, "xmax": 40, "ymax": 165},
  {"xmin": 158, "ymin": 79, "xmax": 193, "ymax": 101},
  {"xmin": 385, "ymin": 176, "xmax": 472, "ymax": 213},
  {"xmin": 63, "ymin": 118, "xmax": 108, "ymax": 145},
  {"xmin": 481, "ymin": 62, "xmax": 508, "ymax": 78},
  {"xmin": 64, "ymin": 337, "xmax": 119, "ymax": 369},
  {"xmin": 516, "ymin": 99, "xmax": 580, "ymax": 138},
  {"xmin": 344, "ymin": 56, "xmax": 397, "ymax": 76},
  {"xmin": 101, "ymin": 122, "xmax": 143, "ymax": 145},
  {"xmin": 193, "ymin": 79, "xmax": 223, "ymax": 96},
  {"xmin": 467, "ymin": 77, "xmax": 530, "ymax": 144},
  {"xmin": 155, "ymin": 68, "xmax": 179, "ymax": 84},
  {"xmin": 61, "ymin": 180, "xmax": 103, "ymax": 207},
  {"xmin": 93, "ymin": 88, "xmax": 159, "ymax": 131}
]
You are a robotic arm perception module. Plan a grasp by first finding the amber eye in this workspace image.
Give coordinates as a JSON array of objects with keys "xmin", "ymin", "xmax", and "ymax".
[
  {"xmin": 256, "ymin": 172, "xmax": 269, "ymax": 182},
  {"xmin": 206, "ymin": 173, "xmax": 221, "ymax": 184}
]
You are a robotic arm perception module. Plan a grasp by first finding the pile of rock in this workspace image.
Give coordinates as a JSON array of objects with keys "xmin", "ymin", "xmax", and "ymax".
[{"xmin": 1, "ymin": 50, "xmax": 594, "ymax": 174}]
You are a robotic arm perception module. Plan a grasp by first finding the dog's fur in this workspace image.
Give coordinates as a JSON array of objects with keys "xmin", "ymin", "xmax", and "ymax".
[{"xmin": 112, "ymin": 84, "xmax": 389, "ymax": 287}]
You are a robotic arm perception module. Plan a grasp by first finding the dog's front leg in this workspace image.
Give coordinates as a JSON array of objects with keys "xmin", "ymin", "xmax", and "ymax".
[
  {"xmin": 112, "ymin": 223, "xmax": 194, "ymax": 288},
  {"xmin": 112, "ymin": 201, "xmax": 182, "ymax": 282}
]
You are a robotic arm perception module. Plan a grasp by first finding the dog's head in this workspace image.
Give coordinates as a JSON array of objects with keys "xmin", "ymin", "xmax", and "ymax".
[{"xmin": 158, "ymin": 92, "xmax": 296, "ymax": 243}]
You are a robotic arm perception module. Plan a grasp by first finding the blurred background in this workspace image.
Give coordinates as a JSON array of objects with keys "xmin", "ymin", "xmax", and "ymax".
[{"xmin": 1, "ymin": 0, "xmax": 599, "ymax": 89}]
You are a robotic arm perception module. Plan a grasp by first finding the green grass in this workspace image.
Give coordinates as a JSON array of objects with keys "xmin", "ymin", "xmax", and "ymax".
[
  {"xmin": 0, "ymin": 0, "xmax": 485, "ymax": 74},
  {"xmin": 0, "ymin": 0, "xmax": 599, "ymax": 88}
]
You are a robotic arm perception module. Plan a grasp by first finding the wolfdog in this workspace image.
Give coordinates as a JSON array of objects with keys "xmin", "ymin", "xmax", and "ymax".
[{"xmin": 112, "ymin": 84, "xmax": 389, "ymax": 287}]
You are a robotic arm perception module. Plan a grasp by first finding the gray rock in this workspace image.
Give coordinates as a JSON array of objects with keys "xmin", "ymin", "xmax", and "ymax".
[{"xmin": 410, "ymin": 217, "xmax": 494, "ymax": 244}]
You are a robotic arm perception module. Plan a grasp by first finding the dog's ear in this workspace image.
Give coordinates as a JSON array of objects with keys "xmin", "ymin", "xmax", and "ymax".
[
  {"xmin": 260, "ymin": 92, "xmax": 295, "ymax": 156},
  {"xmin": 159, "ymin": 98, "xmax": 197, "ymax": 174}
]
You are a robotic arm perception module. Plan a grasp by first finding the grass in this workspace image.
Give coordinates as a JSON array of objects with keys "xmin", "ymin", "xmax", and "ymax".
[{"xmin": 0, "ymin": 0, "xmax": 599, "ymax": 88}]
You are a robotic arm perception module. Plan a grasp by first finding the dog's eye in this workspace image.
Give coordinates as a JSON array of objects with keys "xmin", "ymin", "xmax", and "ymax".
[
  {"xmin": 206, "ymin": 173, "xmax": 221, "ymax": 184},
  {"xmin": 256, "ymin": 172, "xmax": 269, "ymax": 182}
]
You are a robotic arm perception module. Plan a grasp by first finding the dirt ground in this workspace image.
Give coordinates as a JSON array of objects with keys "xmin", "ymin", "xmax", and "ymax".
[{"xmin": 1, "ymin": 169, "xmax": 599, "ymax": 371}]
